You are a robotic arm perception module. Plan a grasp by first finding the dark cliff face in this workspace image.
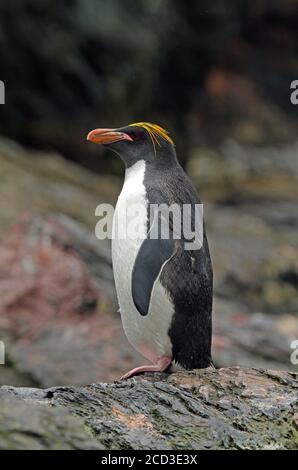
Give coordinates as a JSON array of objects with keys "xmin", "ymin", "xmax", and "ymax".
[{"xmin": 0, "ymin": 1, "xmax": 297, "ymax": 171}]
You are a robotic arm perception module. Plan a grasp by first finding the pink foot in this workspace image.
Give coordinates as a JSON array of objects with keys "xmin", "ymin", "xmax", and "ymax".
[{"xmin": 120, "ymin": 356, "xmax": 172, "ymax": 380}]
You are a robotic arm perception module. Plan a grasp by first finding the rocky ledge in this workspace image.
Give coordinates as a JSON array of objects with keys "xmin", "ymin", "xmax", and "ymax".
[{"xmin": 0, "ymin": 367, "xmax": 297, "ymax": 450}]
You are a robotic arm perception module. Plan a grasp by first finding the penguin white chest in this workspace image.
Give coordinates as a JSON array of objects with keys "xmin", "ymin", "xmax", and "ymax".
[{"xmin": 111, "ymin": 160, "xmax": 174, "ymax": 362}]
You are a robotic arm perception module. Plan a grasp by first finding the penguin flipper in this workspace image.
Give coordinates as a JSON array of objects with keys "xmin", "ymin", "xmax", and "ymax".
[{"xmin": 132, "ymin": 232, "xmax": 174, "ymax": 317}]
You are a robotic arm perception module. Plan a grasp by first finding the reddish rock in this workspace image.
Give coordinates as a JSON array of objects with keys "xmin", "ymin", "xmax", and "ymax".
[{"xmin": 0, "ymin": 213, "xmax": 141, "ymax": 387}]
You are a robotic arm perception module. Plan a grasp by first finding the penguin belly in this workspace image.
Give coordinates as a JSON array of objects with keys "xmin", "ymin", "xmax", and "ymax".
[{"xmin": 112, "ymin": 160, "xmax": 174, "ymax": 363}]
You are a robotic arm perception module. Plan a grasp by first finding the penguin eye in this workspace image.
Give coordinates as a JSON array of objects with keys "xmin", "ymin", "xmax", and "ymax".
[{"xmin": 130, "ymin": 131, "xmax": 142, "ymax": 141}]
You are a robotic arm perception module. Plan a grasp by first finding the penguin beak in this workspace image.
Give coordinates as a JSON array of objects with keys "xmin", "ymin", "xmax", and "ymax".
[{"xmin": 87, "ymin": 128, "xmax": 133, "ymax": 144}]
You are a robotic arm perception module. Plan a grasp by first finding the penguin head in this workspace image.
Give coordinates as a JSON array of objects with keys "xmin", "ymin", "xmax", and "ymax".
[{"xmin": 87, "ymin": 122, "xmax": 176, "ymax": 167}]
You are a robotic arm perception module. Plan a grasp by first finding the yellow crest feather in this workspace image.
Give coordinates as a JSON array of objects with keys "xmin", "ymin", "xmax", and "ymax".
[{"xmin": 129, "ymin": 122, "xmax": 174, "ymax": 154}]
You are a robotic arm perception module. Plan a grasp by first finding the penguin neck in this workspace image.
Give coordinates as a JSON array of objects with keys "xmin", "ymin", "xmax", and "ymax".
[
  {"xmin": 124, "ymin": 159, "xmax": 146, "ymax": 188},
  {"xmin": 123, "ymin": 145, "xmax": 178, "ymax": 173}
]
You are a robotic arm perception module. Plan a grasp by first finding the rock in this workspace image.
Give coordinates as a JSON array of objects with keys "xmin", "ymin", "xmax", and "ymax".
[
  {"xmin": 0, "ymin": 367, "xmax": 297, "ymax": 450},
  {"xmin": 0, "ymin": 137, "xmax": 120, "ymax": 235},
  {"xmin": 0, "ymin": 212, "xmax": 142, "ymax": 387},
  {"xmin": 0, "ymin": 397, "xmax": 102, "ymax": 450},
  {"xmin": 188, "ymin": 140, "xmax": 298, "ymax": 204},
  {"xmin": 213, "ymin": 299, "xmax": 298, "ymax": 372},
  {"xmin": 206, "ymin": 202, "xmax": 298, "ymax": 314},
  {"xmin": 187, "ymin": 139, "xmax": 298, "ymax": 313},
  {"xmin": 0, "ymin": 136, "xmax": 117, "ymax": 295}
]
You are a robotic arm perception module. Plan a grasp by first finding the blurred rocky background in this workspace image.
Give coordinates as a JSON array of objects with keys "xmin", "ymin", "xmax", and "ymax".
[{"xmin": 0, "ymin": 0, "xmax": 297, "ymax": 387}]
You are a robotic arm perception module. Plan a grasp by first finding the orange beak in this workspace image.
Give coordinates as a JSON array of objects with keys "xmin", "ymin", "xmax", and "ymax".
[{"xmin": 86, "ymin": 128, "xmax": 133, "ymax": 144}]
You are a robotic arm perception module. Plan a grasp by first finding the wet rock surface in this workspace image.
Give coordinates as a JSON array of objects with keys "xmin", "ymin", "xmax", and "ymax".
[
  {"xmin": 0, "ymin": 367, "xmax": 297, "ymax": 450},
  {"xmin": 0, "ymin": 397, "xmax": 102, "ymax": 450}
]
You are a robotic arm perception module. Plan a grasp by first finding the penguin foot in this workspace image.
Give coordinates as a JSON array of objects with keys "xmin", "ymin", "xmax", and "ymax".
[{"xmin": 120, "ymin": 356, "xmax": 172, "ymax": 380}]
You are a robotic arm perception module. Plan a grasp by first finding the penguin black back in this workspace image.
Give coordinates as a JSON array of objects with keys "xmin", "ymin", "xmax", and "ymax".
[{"xmin": 143, "ymin": 160, "xmax": 213, "ymax": 369}]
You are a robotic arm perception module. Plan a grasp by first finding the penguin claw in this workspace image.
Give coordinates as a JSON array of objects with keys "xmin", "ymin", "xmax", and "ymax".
[{"xmin": 120, "ymin": 356, "xmax": 172, "ymax": 380}]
